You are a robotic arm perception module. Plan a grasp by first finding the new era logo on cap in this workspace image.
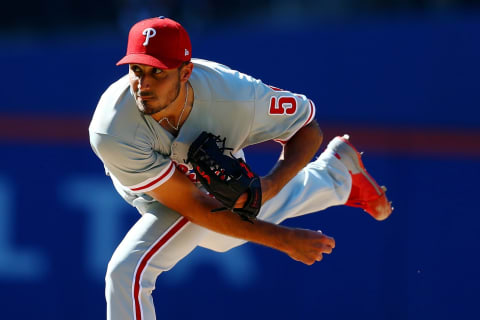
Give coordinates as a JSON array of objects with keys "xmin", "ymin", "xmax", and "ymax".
[{"xmin": 117, "ymin": 17, "xmax": 192, "ymax": 70}]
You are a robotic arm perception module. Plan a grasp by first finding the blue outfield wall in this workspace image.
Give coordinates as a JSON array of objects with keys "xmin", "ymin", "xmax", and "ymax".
[{"xmin": 1, "ymin": 15, "xmax": 479, "ymax": 319}]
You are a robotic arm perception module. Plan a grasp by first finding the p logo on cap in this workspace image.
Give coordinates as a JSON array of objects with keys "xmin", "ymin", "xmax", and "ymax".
[
  {"xmin": 142, "ymin": 28, "xmax": 157, "ymax": 46},
  {"xmin": 117, "ymin": 17, "xmax": 192, "ymax": 70}
]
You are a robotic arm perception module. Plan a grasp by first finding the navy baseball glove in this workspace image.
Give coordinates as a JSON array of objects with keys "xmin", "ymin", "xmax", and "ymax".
[{"xmin": 186, "ymin": 131, "xmax": 262, "ymax": 222}]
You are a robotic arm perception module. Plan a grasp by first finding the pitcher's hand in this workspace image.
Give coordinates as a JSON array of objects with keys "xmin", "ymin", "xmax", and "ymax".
[{"xmin": 285, "ymin": 229, "xmax": 335, "ymax": 265}]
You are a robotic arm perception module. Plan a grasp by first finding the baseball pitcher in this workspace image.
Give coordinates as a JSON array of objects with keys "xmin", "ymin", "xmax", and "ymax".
[{"xmin": 89, "ymin": 17, "xmax": 392, "ymax": 320}]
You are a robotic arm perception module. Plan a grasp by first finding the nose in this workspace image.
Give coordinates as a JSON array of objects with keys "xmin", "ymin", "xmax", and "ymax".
[{"xmin": 137, "ymin": 74, "xmax": 152, "ymax": 91}]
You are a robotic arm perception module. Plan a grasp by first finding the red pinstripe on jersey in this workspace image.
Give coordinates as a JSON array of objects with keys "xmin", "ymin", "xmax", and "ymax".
[
  {"xmin": 133, "ymin": 216, "xmax": 190, "ymax": 320},
  {"xmin": 305, "ymin": 99, "xmax": 316, "ymax": 126},
  {"xmin": 129, "ymin": 161, "xmax": 175, "ymax": 192},
  {"xmin": 268, "ymin": 85, "xmax": 285, "ymax": 91}
]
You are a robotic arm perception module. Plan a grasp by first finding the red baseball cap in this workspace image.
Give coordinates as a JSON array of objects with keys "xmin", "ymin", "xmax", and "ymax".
[{"xmin": 117, "ymin": 16, "xmax": 192, "ymax": 70}]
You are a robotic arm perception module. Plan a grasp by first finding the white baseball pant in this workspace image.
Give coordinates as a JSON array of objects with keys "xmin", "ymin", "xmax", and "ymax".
[{"xmin": 105, "ymin": 149, "xmax": 351, "ymax": 320}]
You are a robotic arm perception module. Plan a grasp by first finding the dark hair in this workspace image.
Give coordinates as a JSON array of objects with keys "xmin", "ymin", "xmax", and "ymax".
[{"xmin": 178, "ymin": 60, "xmax": 191, "ymax": 70}]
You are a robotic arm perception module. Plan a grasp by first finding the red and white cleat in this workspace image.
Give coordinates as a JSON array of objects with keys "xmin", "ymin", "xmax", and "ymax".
[{"xmin": 327, "ymin": 134, "xmax": 393, "ymax": 221}]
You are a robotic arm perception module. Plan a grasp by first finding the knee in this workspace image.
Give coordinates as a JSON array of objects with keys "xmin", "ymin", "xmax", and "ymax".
[{"xmin": 105, "ymin": 255, "xmax": 133, "ymax": 289}]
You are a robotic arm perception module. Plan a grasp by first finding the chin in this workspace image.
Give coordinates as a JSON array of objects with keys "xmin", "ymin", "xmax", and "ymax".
[
  {"xmin": 138, "ymin": 106, "xmax": 152, "ymax": 115},
  {"xmin": 136, "ymin": 101, "xmax": 158, "ymax": 115}
]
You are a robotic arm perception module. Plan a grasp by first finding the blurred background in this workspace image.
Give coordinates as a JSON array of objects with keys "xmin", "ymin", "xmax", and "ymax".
[{"xmin": 1, "ymin": 0, "xmax": 479, "ymax": 319}]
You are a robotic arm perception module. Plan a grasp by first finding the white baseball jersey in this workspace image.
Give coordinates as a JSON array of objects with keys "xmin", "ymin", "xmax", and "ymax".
[
  {"xmin": 90, "ymin": 58, "xmax": 354, "ymax": 320},
  {"xmin": 89, "ymin": 58, "xmax": 316, "ymax": 207}
]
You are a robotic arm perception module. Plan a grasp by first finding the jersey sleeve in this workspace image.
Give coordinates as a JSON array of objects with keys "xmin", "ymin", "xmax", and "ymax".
[
  {"xmin": 90, "ymin": 132, "xmax": 175, "ymax": 193},
  {"xmin": 246, "ymin": 82, "xmax": 316, "ymax": 146}
]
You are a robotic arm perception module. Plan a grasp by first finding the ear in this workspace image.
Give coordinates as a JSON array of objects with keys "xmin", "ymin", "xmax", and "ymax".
[{"xmin": 180, "ymin": 62, "xmax": 193, "ymax": 82}]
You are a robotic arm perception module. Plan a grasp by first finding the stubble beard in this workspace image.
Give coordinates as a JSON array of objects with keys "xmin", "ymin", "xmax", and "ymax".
[{"xmin": 135, "ymin": 77, "xmax": 182, "ymax": 116}]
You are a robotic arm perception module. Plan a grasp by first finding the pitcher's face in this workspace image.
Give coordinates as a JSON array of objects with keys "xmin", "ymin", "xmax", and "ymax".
[{"xmin": 129, "ymin": 64, "xmax": 182, "ymax": 115}]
